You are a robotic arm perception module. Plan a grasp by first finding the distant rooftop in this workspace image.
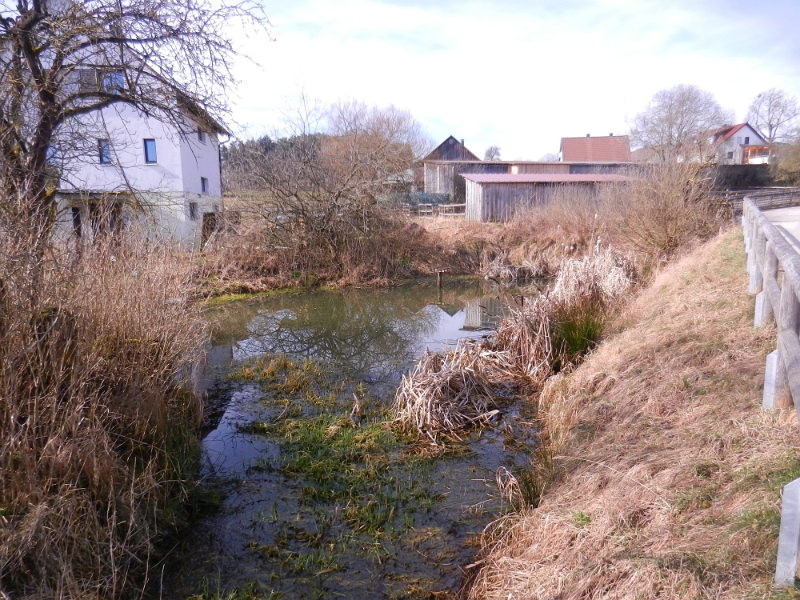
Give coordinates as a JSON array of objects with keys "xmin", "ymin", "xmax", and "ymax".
[{"xmin": 560, "ymin": 135, "xmax": 631, "ymax": 162}]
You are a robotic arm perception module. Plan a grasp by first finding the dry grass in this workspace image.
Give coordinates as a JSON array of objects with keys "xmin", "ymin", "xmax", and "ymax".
[
  {"xmin": 392, "ymin": 345, "xmax": 517, "ymax": 440},
  {"xmin": 0, "ymin": 234, "xmax": 206, "ymax": 599},
  {"xmin": 195, "ymin": 206, "xmax": 485, "ymax": 296},
  {"xmin": 467, "ymin": 228, "xmax": 795, "ymax": 599},
  {"xmin": 393, "ymin": 247, "xmax": 633, "ymax": 441}
]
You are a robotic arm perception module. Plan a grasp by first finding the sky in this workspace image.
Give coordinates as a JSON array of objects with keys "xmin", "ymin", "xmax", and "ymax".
[{"xmin": 224, "ymin": 0, "xmax": 800, "ymax": 160}]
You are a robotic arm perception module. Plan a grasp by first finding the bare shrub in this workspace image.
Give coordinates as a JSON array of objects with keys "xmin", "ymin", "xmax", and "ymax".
[
  {"xmin": 612, "ymin": 162, "xmax": 717, "ymax": 255},
  {"xmin": 0, "ymin": 232, "xmax": 206, "ymax": 598},
  {"xmin": 196, "ymin": 205, "xmax": 451, "ymax": 294}
]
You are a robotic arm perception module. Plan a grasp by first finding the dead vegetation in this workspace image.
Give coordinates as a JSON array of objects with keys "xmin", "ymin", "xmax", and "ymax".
[
  {"xmin": 466, "ymin": 229, "xmax": 794, "ymax": 599},
  {"xmin": 195, "ymin": 208, "xmax": 483, "ymax": 296},
  {"xmin": 198, "ymin": 163, "xmax": 719, "ymax": 297},
  {"xmin": 0, "ymin": 232, "xmax": 206, "ymax": 599},
  {"xmin": 393, "ymin": 247, "xmax": 633, "ymax": 442}
]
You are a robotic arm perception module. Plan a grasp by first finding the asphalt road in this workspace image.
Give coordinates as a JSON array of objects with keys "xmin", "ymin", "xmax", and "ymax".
[{"xmin": 764, "ymin": 207, "xmax": 800, "ymax": 253}]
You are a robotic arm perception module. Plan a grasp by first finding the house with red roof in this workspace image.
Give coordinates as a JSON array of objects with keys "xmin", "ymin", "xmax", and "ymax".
[
  {"xmin": 559, "ymin": 134, "xmax": 631, "ymax": 162},
  {"xmin": 709, "ymin": 123, "xmax": 770, "ymax": 165}
]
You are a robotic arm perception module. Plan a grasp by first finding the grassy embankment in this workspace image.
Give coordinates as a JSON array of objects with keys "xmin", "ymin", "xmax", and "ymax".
[{"xmin": 468, "ymin": 228, "xmax": 800, "ymax": 599}]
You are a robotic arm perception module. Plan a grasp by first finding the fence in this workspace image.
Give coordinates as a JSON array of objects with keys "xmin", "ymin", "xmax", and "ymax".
[
  {"xmin": 720, "ymin": 187, "xmax": 800, "ymax": 216},
  {"xmin": 742, "ymin": 195, "xmax": 800, "ymax": 587},
  {"xmin": 406, "ymin": 203, "xmax": 466, "ymax": 218}
]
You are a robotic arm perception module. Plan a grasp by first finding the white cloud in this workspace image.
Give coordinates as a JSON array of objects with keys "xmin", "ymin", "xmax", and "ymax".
[{"xmin": 226, "ymin": 0, "xmax": 800, "ymax": 159}]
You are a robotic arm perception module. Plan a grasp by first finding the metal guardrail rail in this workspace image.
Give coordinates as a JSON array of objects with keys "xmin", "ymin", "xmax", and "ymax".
[{"xmin": 742, "ymin": 195, "xmax": 800, "ymax": 587}]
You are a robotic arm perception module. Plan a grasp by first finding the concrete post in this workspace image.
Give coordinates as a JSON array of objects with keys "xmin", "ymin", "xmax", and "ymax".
[
  {"xmin": 750, "ymin": 230, "xmax": 766, "ymax": 295},
  {"xmin": 762, "ymin": 242, "xmax": 779, "ymax": 326},
  {"xmin": 763, "ymin": 350, "xmax": 779, "ymax": 409},
  {"xmin": 775, "ymin": 478, "xmax": 800, "ymax": 587},
  {"xmin": 755, "ymin": 292, "xmax": 766, "ymax": 327},
  {"xmin": 775, "ymin": 283, "xmax": 800, "ymax": 409}
]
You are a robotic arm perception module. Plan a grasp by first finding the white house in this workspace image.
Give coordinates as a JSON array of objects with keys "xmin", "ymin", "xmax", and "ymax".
[
  {"xmin": 709, "ymin": 123, "xmax": 771, "ymax": 165},
  {"xmin": 54, "ymin": 100, "xmax": 227, "ymax": 251}
]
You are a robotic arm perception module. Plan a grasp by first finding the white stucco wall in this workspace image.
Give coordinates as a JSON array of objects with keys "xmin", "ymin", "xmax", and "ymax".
[
  {"xmin": 59, "ymin": 104, "xmax": 186, "ymax": 194},
  {"xmin": 179, "ymin": 130, "xmax": 222, "ymax": 197}
]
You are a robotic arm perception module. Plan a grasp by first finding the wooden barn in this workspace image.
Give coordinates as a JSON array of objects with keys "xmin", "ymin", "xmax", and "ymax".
[
  {"xmin": 423, "ymin": 135, "xmax": 480, "ymax": 162},
  {"xmin": 463, "ymin": 173, "xmax": 634, "ymax": 222},
  {"xmin": 424, "ymin": 159, "xmax": 633, "ymax": 200}
]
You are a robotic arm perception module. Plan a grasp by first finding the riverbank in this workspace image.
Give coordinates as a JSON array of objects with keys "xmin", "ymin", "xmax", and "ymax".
[{"xmin": 468, "ymin": 228, "xmax": 797, "ymax": 599}]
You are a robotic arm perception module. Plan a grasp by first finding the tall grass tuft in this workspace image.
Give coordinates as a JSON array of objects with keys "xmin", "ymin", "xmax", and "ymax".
[{"xmin": 0, "ymin": 231, "xmax": 206, "ymax": 599}]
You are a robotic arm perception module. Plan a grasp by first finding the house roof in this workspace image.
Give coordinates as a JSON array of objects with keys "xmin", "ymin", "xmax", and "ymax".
[
  {"xmin": 424, "ymin": 135, "xmax": 480, "ymax": 161},
  {"xmin": 709, "ymin": 123, "xmax": 765, "ymax": 147},
  {"xmin": 462, "ymin": 173, "xmax": 634, "ymax": 184},
  {"xmin": 560, "ymin": 135, "xmax": 631, "ymax": 162}
]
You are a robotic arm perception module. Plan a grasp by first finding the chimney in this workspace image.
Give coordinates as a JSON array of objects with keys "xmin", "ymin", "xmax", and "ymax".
[{"xmin": 586, "ymin": 134, "xmax": 590, "ymax": 137}]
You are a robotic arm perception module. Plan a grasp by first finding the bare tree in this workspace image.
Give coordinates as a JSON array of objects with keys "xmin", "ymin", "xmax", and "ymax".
[
  {"xmin": 222, "ymin": 100, "xmax": 431, "ymax": 276},
  {"xmin": 0, "ymin": 0, "xmax": 269, "ymax": 237},
  {"xmin": 629, "ymin": 84, "xmax": 734, "ymax": 162},
  {"xmin": 484, "ymin": 145, "xmax": 501, "ymax": 161},
  {"xmin": 747, "ymin": 88, "xmax": 799, "ymax": 145},
  {"xmin": 539, "ymin": 152, "xmax": 559, "ymax": 162}
]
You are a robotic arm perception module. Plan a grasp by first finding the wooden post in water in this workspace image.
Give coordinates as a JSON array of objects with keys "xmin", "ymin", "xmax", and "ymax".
[{"xmin": 437, "ymin": 269, "xmax": 446, "ymax": 288}]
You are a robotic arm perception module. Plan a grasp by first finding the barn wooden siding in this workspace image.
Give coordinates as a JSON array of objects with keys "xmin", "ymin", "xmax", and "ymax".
[
  {"xmin": 425, "ymin": 161, "xmax": 634, "ymax": 195},
  {"xmin": 510, "ymin": 163, "xmax": 570, "ymax": 174},
  {"xmin": 466, "ymin": 181, "xmax": 599, "ymax": 222},
  {"xmin": 424, "ymin": 161, "xmax": 507, "ymax": 198}
]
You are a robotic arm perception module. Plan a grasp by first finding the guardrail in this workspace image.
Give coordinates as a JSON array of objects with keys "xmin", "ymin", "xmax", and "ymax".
[
  {"xmin": 742, "ymin": 196, "xmax": 800, "ymax": 587},
  {"xmin": 730, "ymin": 188, "xmax": 800, "ymax": 216}
]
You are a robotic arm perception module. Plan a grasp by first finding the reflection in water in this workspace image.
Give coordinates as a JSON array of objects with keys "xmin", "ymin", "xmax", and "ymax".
[
  {"xmin": 204, "ymin": 280, "xmax": 507, "ymax": 391},
  {"xmin": 163, "ymin": 279, "xmax": 533, "ymax": 599}
]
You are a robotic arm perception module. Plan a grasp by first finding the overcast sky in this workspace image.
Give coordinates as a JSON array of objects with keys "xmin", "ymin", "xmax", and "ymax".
[{"xmin": 227, "ymin": 0, "xmax": 800, "ymax": 160}]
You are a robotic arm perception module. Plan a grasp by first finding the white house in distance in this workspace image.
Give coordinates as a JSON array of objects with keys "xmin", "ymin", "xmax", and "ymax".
[
  {"xmin": 709, "ymin": 123, "xmax": 770, "ymax": 165},
  {"xmin": 55, "ymin": 101, "xmax": 226, "ymax": 251}
]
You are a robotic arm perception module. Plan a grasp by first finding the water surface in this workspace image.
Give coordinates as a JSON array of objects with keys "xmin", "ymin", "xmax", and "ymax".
[{"xmin": 163, "ymin": 280, "xmax": 537, "ymax": 599}]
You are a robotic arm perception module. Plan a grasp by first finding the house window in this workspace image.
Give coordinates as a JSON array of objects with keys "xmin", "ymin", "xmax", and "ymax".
[
  {"xmin": 189, "ymin": 202, "xmax": 198, "ymax": 221},
  {"xmin": 143, "ymin": 139, "xmax": 157, "ymax": 164},
  {"xmin": 101, "ymin": 71, "xmax": 125, "ymax": 94},
  {"xmin": 744, "ymin": 136, "xmax": 750, "ymax": 145},
  {"xmin": 201, "ymin": 177, "xmax": 208, "ymax": 193},
  {"xmin": 99, "ymin": 139, "xmax": 111, "ymax": 164},
  {"xmin": 198, "ymin": 128, "xmax": 206, "ymax": 144},
  {"xmin": 727, "ymin": 152, "xmax": 734, "ymax": 160}
]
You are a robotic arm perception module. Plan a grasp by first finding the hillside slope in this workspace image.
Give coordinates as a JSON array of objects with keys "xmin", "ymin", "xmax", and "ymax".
[{"xmin": 469, "ymin": 228, "xmax": 800, "ymax": 599}]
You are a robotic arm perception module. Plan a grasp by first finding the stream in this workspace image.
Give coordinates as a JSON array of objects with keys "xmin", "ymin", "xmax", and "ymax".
[{"xmin": 160, "ymin": 279, "xmax": 537, "ymax": 599}]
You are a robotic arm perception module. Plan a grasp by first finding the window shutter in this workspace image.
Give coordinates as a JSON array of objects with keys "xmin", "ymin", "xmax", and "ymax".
[{"xmin": 78, "ymin": 69, "xmax": 98, "ymax": 92}]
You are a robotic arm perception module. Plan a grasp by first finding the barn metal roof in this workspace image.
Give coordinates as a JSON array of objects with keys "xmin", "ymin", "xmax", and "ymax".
[
  {"xmin": 560, "ymin": 135, "xmax": 631, "ymax": 162},
  {"xmin": 461, "ymin": 173, "xmax": 635, "ymax": 184}
]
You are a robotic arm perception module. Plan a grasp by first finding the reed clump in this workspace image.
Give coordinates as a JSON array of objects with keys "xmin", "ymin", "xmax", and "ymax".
[
  {"xmin": 393, "ymin": 247, "xmax": 633, "ymax": 441},
  {"xmin": 0, "ymin": 234, "xmax": 206, "ymax": 599}
]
